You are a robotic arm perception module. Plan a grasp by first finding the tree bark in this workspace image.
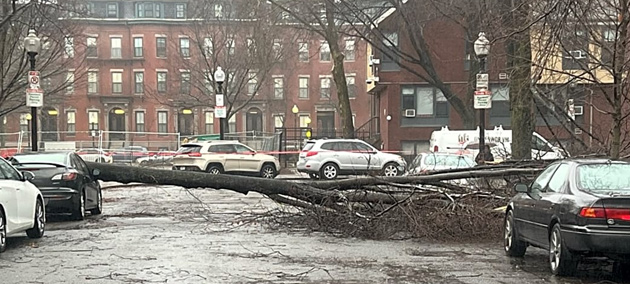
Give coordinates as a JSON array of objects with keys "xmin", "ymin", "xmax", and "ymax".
[{"xmin": 505, "ymin": 0, "xmax": 534, "ymax": 160}]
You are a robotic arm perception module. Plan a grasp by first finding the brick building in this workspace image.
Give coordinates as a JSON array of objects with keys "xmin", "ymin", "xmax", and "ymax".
[{"xmin": 5, "ymin": 0, "xmax": 372, "ymax": 151}]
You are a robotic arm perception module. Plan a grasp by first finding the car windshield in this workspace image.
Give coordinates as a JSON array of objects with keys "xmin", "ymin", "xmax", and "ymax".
[
  {"xmin": 425, "ymin": 154, "xmax": 475, "ymax": 168},
  {"xmin": 11, "ymin": 153, "xmax": 68, "ymax": 165},
  {"xmin": 177, "ymin": 145, "xmax": 201, "ymax": 154},
  {"xmin": 577, "ymin": 163, "xmax": 630, "ymax": 191}
]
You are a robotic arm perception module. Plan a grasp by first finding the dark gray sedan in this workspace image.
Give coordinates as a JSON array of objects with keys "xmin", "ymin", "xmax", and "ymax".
[{"xmin": 504, "ymin": 159, "xmax": 630, "ymax": 277}]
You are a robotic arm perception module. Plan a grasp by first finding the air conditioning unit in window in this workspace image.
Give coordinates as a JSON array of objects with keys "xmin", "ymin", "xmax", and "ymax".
[
  {"xmin": 499, "ymin": 73, "xmax": 509, "ymax": 80},
  {"xmin": 404, "ymin": 109, "xmax": 416, "ymax": 117},
  {"xmin": 369, "ymin": 55, "xmax": 380, "ymax": 66},
  {"xmin": 569, "ymin": 50, "xmax": 586, "ymax": 59},
  {"xmin": 575, "ymin": 128, "xmax": 583, "ymax": 135},
  {"xmin": 574, "ymin": 105, "xmax": 584, "ymax": 116}
]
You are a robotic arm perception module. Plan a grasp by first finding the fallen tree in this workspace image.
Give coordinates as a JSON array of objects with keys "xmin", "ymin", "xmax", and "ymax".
[{"xmin": 85, "ymin": 161, "xmax": 547, "ymax": 241}]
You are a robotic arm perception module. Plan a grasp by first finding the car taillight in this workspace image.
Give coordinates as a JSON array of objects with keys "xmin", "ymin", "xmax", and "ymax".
[
  {"xmin": 188, "ymin": 152, "xmax": 202, "ymax": 157},
  {"xmin": 580, "ymin": 207, "xmax": 630, "ymax": 220},
  {"xmin": 52, "ymin": 172, "xmax": 78, "ymax": 181},
  {"xmin": 306, "ymin": 151, "xmax": 318, "ymax": 157}
]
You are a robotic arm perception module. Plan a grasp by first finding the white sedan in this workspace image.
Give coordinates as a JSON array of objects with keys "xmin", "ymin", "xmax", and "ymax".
[
  {"xmin": 76, "ymin": 148, "xmax": 113, "ymax": 163},
  {"xmin": 0, "ymin": 157, "xmax": 45, "ymax": 253}
]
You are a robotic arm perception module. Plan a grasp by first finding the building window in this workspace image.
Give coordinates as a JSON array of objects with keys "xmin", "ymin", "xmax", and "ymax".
[
  {"xmin": 180, "ymin": 71, "xmax": 190, "ymax": 93},
  {"xmin": 205, "ymin": 112, "xmax": 214, "ymax": 134},
  {"xmin": 344, "ymin": 38, "xmax": 355, "ymax": 61},
  {"xmin": 273, "ymin": 77, "xmax": 284, "ymax": 99},
  {"xmin": 88, "ymin": 111, "xmax": 99, "ymax": 130},
  {"xmin": 86, "ymin": 37, "xmax": 97, "ymax": 57},
  {"xmin": 112, "ymin": 72, "xmax": 122, "ymax": 93},
  {"xmin": 601, "ymin": 28, "xmax": 616, "ymax": 68},
  {"xmin": 246, "ymin": 38, "xmax": 256, "ymax": 57},
  {"xmin": 176, "ymin": 3, "xmax": 186, "ymax": 18},
  {"xmin": 299, "ymin": 77, "xmax": 309, "ymax": 98},
  {"xmin": 203, "ymin": 37, "xmax": 213, "ymax": 56},
  {"xmin": 274, "ymin": 114, "xmax": 284, "ymax": 128},
  {"xmin": 562, "ymin": 30, "xmax": 588, "ymax": 70},
  {"xmin": 214, "ymin": 4, "xmax": 223, "ymax": 18},
  {"xmin": 64, "ymin": 36, "xmax": 74, "ymax": 58},
  {"xmin": 134, "ymin": 72, "xmax": 144, "ymax": 93},
  {"xmin": 299, "ymin": 114, "xmax": 311, "ymax": 128},
  {"xmin": 228, "ymin": 115, "xmax": 236, "ymax": 133},
  {"xmin": 247, "ymin": 72, "xmax": 257, "ymax": 95},
  {"xmin": 66, "ymin": 72, "xmax": 74, "ymax": 93},
  {"xmin": 66, "ymin": 111, "xmax": 76, "ymax": 134},
  {"xmin": 180, "ymin": 38, "xmax": 190, "ymax": 58},
  {"xmin": 107, "ymin": 3, "xmax": 118, "ymax": 18},
  {"xmin": 157, "ymin": 111, "xmax": 168, "ymax": 133},
  {"xmin": 298, "ymin": 41, "xmax": 309, "ymax": 62},
  {"xmin": 157, "ymin": 72, "xmax": 167, "ymax": 93},
  {"xmin": 346, "ymin": 75, "xmax": 356, "ymax": 98},
  {"xmin": 135, "ymin": 111, "xmax": 145, "ymax": 132},
  {"xmin": 320, "ymin": 77, "xmax": 331, "ymax": 98},
  {"xmin": 133, "ymin": 37, "xmax": 143, "ymax": 57},
  {"xmin": 156, "ymin": 37, "xmax": 166, "ymax": 58},
  {"xmin": 19, "ymin": 114, "xmax": 28, "ymax": 133},
  {"xmin": 226, "ymin": 37, "xmax": 235, "ymax": 56},
  {"xmin": 381, "ymin": 32, "xmax": 399, "ymax": 71},
  {"xmin": 320, "ymin": 41, "xmax": 330, "ymax": 61},
  {"xmin": 87, "ymin": 71, "xmax": 98, "ymax": 94},
  {"xmin": 136, "ymin": 2, "xmax": 162, "ymax": 18},
  {"xmin": 490, "ymin": 85, "xmax": 510, "ymax": 119},
  {"xmin": 401, "ymin": 86, "xmax": 448, "ymax": 117},
  {"xmin": 272, "ymin": 39, "xmax": 283, "ymax": 59},
  {"xmin": 110, "ymin": 37, "xmax": 122, "ymax": 58}
]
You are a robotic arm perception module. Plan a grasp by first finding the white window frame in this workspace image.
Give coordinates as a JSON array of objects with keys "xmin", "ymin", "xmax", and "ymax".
[{"xmin": 110, "ymin": 37, "xmax": 122, "ymax": 58}]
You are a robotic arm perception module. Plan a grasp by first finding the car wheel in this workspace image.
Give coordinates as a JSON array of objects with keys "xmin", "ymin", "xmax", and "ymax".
[
  {"xmin": 0, "ymin": 209, "xmax": 6, "ymax": 253},
  {"xmin": 260, "ymin": 164, "xmax": 277, "ymax": 179},
  {"xmin": 71, "ymin": 190, "xmax": 86, "ymax": 221},
  {"xmin": 309, "ymin": 173, "xmax": 320, "ymax": 180},
  {"xmin": 90, "ymin": 188, "xmax": 103, "ymax": 215},
  {"xmin": 382, "ymin": 162, "xmax": 400, "ymax": 177},
  {"xmin": 320, "ymin": 163, "xmax": 339, "ymax": 180},
  {"xmin": 206, "ymin": 165, "xmax": 224, "ymax": 175},
  {"xmin": 26, "ymin": 199, "xmax": 45, "ymax": 239},
  {"xmin": 96, "ymin": 158, "xmax": 104, "ymax": 163},
  {"xmin": 549, "ymin": 223, "xmax": 578, "ymax": 276},
  {"xmin": 504, "ymin": 210, "xmax": 527, "ymax": 257}
]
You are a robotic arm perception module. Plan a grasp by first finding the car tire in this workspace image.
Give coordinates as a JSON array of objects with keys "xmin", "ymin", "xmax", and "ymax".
[
  {"xmin": 382, "ymin": 162, "xmax": 401, "ymax": 177},
  {"xmin": 90, "ymin": 188, "xmax": 103, "ymax": 215},
  {"xmin": 504, "ymin": 210, "xmax": 527, "ymax": 257},
  {"xmin": 549, "ymin": 223, "xmax": 578, "ymax": 276},
  {"xmin": 96, "ymin": 158, "xmax": 104, "ymax": 163},
  {"xmin": 260, "ymin": 164, "xmax": 277, "ymax": 179},
  {"xmin": 206, "ymin": 165, "xmax": 224, "ymax": 175},
  {"xmin": 26, "ymin": 199, "xmax": 45, "ymax": 239},
  {"xmin": 320, "ymin": 163, "xmax": 339, "ymax": 180},
  {"xmin": 71, "ymin": 189, "xmax": 86, "ymax": 221},
  {"xmin": 308, "ymin": 173, "xmax": 320, "ymax": 180},
  {"xmin": 0, "ymin": 209, "xmax": 6, "ymax": 253}
]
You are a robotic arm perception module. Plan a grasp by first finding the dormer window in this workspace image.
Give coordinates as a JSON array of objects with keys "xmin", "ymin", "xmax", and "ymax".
[{"xmin": 136, "ymin": 2, "xmax": 163, "ymax": 18}]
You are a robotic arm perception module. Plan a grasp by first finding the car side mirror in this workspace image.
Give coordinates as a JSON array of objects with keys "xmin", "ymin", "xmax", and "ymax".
[
  {"xmin": 514, "ymin": 183, "xmax": 529, "ymax": 193},
  {"xmin": 92, "ymin": 169, "xmax": 101, "ymax": 177},
  {"xmin": 21, "ymin": 171, "xmax": 35, "ymax": 181}
]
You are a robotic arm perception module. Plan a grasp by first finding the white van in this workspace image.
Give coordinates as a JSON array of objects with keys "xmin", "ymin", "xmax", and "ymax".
[{"xmin": 429, "ymin": 125, "xmax": 567, "ymax": 160}]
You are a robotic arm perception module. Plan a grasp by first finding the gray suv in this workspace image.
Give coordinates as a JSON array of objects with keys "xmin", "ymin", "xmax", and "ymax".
[{"xmin": 297, "ymin": 139, "xmax": 407, "ymax": 180}]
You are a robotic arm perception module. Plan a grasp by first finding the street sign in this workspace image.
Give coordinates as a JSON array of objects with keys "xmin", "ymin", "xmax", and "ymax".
[
  {"xmin": 214, "ymin": 106, "xmax": 227, "ymax": 118},
  {"xmin": 476, "ymin": 73, "xmax": 489, "ymax": 89},
  {"xmin": 28, "ymin": 71, "xmax": 40, "ymax": 89},
  {"xmin": 26, "ymin": 88, "xmax": 44, "ymax": 107},
  {"xmin": 215, "ymin": 94, "xmax": 224, "ymax": 107},
  {"xmin": 474, "ymin": 90, "xmax": 492, "ymax": 109}
]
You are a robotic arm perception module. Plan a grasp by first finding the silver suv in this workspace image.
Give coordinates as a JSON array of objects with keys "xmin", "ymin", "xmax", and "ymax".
[{"xmin": 297, "ymin": 139, "xmax": 407, "ymax": 180}]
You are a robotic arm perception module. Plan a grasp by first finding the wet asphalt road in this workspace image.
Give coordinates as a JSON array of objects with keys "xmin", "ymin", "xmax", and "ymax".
[{"xmin": 0, "ymin": 182, "xmax": 628, "ymax": 284}]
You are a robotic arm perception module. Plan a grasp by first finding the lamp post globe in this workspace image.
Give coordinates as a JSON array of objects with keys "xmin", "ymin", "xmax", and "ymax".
[
  {"xmin": 474, "ymin": 32, "xmax": 490, "ymax": 58},
  {"xmin": 24, "ymin": 29, "xmax": 41, "ymax": 55},
  {"xmin": 214, "ymin": 66, "xmax": 225, "ymax": 83}
]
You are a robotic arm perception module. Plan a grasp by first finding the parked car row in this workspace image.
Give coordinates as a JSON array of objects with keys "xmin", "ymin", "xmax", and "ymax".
[{"xmin": 1, "ymin": 151, "xmax": 103, "ymax": 254}]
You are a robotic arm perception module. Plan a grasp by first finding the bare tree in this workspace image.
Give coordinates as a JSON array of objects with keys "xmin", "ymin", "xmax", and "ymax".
[
  {"xmin": 0, "ymin": 0, "xmax": 88, "ymax": 118},
  {"xmin": 267, "ymin": 0, "xmax": 356, "ymax": 138}
]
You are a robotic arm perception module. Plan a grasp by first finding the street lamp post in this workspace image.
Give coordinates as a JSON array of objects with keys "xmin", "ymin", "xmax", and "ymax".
[
  {"xmin": 24, "ymin": 29, "xmax": 41, "ymax": 152},
  {"xmin": 474, "ymin": 32, "xmax": 490, "ymax": 160},
  {"xmin": 214, "ymin": 67, "xmax": 226, "ymax": 140},
  {"xmin": 292, "ymin": 104, "xmax": 299, "ymax": 134}
]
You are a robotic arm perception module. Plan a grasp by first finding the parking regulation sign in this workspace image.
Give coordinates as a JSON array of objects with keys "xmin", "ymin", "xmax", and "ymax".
[
  {"xmin": 214, "ymin": 106, "xmax": 226, "ymax": 118},
  {"xmin": 474, "ymin": 90, "xmax": 492, "ymax": 109},
  {"xmin": 26, "ymin": 88, "xmax": 44, "ymax": 107}
]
